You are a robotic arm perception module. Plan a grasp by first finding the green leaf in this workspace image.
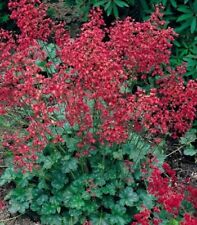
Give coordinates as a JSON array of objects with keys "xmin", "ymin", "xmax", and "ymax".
[
  {"xmin": 173, "ymin": 40, "xmax": 181, "ymax": 47},
  {"xmin": 104, "ymin": 1, "xmax": 112, "ymax": 11},
  {"xmin": 119, "ymin": 187, "xmax": 139, "ymax": 206},
  {"xmin": 114, "ymin": 0, "xmax": 129, "ymax": 8},
  {"xmin": 176, "ymin": 20, "xmax": 191, "ymax": 33},
  {"xmin": 161, "ymin": 0, "xmax": 168, "ymax": 6},
  {"xmin": 41, "ymin": 203, "xmax": 57, "ymax": 215},
  {"xmin": 194, "ymin": 0, "xmax": 197, "ymax": 13},
  {"xmin": 113, "ymin": 3, "xmax": 119, "ymax": 17},
  {"xmin": 51, "ymin": 126, "xmax": 64, "ymax": 135},
  {"xmin": 41, "ymin": 215, "xmax": 62, "ymax": 225},
  {"xmin": 36, "ymin": 195, "xmax": 49, "ymax": 206},
  {"xmin": 109, "ymin": 204, "xmax": 129, "ymax": 225},
  {"xmin": 93, "ymin": 0, "xmax": 107, "ymax": 7},
  {"xmin": 70, "ymin": 195, "xmax": 85, "ymax": 209},
  {"xmin": 91, "ymin": 215, "xmax": 109, "ymax": 225},
  {"xmin": 0, "ymin": 15, "xmax": 9, "ymax": 23},
  {"xmin": 8, "ymin": 200, "xmax": 29, "ymax": 214},
  {"xmin": 139, "ymin": 0, "xmax": 149, "ymax": 11},
  {"xmin": 113, "ymin": 150, "xmax": 123, "ymax": 160},
  {"xmin": 0, "ymin": 167, "xmax": 15, "ymax": 186},
  {"xmin": 176, "ymin": 13, "xmax": 193, "ymax": 22},
  {"xmin": 180, "ymin": 129, "xmax": 196, "ymax": 144},
  {"xmin": 42, "ymin": 157, "xmax": 54, "ymax": 169},
  {"xmin": 61, "ymin": 158, "xmax": 78, "ymax": 173},
  {"xmin": 51, "ymin": 172, "xmax": 67, "ymax": 190},
  {"xmin": 177, "ymin": 5, "xmax": 192, "ymax": 13},
  {"xmin": 167, "ymin": 219, "xmax": 179, "ymax": 225},
  {"xmin": 102, "ymin": 183, "xmax": 116, "ymax": 195},
  {"xmin": 183, "ymin": 145, "xmax": 196, "ymax": 156},
  {"xmin": 138, "ymin": 189, "xmax": 155, "ymax": 209},
  {"xmin": 191, "ymin": 17, "xmax": 197, "ymax": 33},
  {"xmin": 170, "ymin": 0, "xmax": 177, "ymax": 8},
  {"xmin": 36, "ymin": 60, "xmax": 47, "ymax": 68}
]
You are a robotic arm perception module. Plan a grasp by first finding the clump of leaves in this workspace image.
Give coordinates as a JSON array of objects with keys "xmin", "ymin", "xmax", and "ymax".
[{"xmin": 0, "ymin": 129, "xmax": 163, "ymax": 225}]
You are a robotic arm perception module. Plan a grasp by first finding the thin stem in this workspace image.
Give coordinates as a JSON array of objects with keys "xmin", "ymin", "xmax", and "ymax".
[
  {"xmin": 0, "ymin": 165, "xmax": 8, "ymax": 168},
  {"xmin": 0, "ymin": 214, "xmax": 22, "ymax": 223},
  {"xmin": 166, "ymin": 146, "xmax": 183, "ymax": 158}
]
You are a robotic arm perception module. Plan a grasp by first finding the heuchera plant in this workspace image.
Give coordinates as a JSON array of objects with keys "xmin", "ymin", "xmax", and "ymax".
[
  {"xmin": 0, "ymin": 0, "xmax": 196, "ymax": 224},
  {"xmin": 0, "ymin": 0, "xmax": 196, "ymax": 169}
]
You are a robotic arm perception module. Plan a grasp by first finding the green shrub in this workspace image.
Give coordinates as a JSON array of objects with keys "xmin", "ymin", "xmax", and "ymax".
[{"xmin": 0, "ymin": 129, "xmax": 165, "ymax": 225}]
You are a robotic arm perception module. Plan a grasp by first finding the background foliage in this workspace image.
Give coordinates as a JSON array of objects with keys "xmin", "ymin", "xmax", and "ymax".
[
  {"xmin": 52, "ymin": 0, "xmax": 196, "ymax": 80},
  {"xmin": 2, "ymin": 0, "xmax": 196, "ymax": 80}
]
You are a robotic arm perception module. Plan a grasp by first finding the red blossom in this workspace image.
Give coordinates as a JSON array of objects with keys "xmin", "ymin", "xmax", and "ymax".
[
  {"xmin": 187, "ymin": 186, "xmax": 197, "ymax": 209},
  {"xmin": 0, "ymin": 199, "xmax": 5, "ymax": 210},
  {"xmin": 131, "ymin": 207, "xmax": 151, "ymax": 225},
  {"xmin": 133, "ymin": 75, "xmax": 197, "ymax": 138},
  {"xmin": 148, "ymin": 163, "xmax": 184, "ymax": 215},
  {"xmin": 181, "ymin": 214, "xmax": 197, "ymax": 225}
]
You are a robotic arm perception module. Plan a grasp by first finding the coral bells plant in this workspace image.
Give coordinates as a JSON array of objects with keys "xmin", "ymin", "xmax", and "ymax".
[
  {"xmin": 0, "ymin": 0, "xmax": 196, "ymax": 169},
  {"xmin": 0, "ymin": 0, "xmax": 197, "ymax": 224}
]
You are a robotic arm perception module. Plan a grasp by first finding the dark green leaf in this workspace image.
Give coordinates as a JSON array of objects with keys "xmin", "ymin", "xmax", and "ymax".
[
  {"xmin": 9, "ymin": 200, "xmax": 29, "ymax": 214},
  {"xmin": 36, "ymin": 195, "xmax": 49, "ymax": 206},
  {"xmin": 41, "ymin": 203, "xmax": 57, "ymax": 215},
  {"xmin": 170, "ymin": 0, "xmax": 177, "ymax": 8},
  {"xmin": 106, "ymin": 6, "xmax": 113, "ymax": 16},
  {"xmin": 70, "ymin": 195, "xmax": 85, "ymax": 209},
  {"xmin": 139, "ymin": 0, "xmax": 149, "ymax": 11},
  {"xmin": 41, "ymin": 215, "xmax": 62, "ymax": 225},
  {"xmin": 104, "ymin": 1, "xmax": 112, "ymax": 10},
  {"xmin": 138, "ymin": 189, "xmax": 155, "ymax": 209},
  {"xmin": 183, "ymin": 145, "xmax": 196, "ymax": 156},
  {"xmin": 113, "ymin": 3, "xmax": 119, "ymax": 18},
  {"xmin": 177, "ymin": 5, "xmax": 192, "ymax": 13},
  {"xmin": 176, "ymin": 13, "xmax": 193, "ymax": 22},
  {"xmin": 114, "ymin": 0, "xmax": 129, "ymax": 8},
  {"xmin": 119, "ymin": 187, "xmax": 139, "ymax": 206},
  {"xmin": 176, "ymin": 20, "xmax": 191, "ymax": 33},
  {"xmin": 93, "ymin": 0, "xmax": 108, "ymax": 7},
  {"xmin": 191, "ymin": 17, "xmax": 197, "ymax": 33}
]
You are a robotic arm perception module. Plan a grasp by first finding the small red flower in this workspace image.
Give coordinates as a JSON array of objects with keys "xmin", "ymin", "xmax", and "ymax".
[
  {"xmin": 0, "ymin": 199, "xmax": 5, "ymax": 210},
  {"xmin": 181, "ymin": 213, "xmax": 197, "ymax": 225}
]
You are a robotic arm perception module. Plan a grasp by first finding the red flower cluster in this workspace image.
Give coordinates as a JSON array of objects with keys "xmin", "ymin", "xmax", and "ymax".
[
  {"xmin": 8, "ymin": 0, "xmax": 54, "ymax": 40},
  {"xmin": 148, "ymin": 163, "xmax": 184, "ymax": 215},
  {"xmin": 0, "ymin": 0, "xmax": 196, "ymax": 169},
  {"xmin": 131, "ymin": 206, "xmax": 162, "ymax": 225},
  {"xmin": 133, "ymin": 163, "xmax": 197, "ymax": 225},
  {"xmin": 181, "ymin": 214, "xmax": 197, "ymax": 225},
  {"xmin": 132, "ymin": 207, "xmax": 151, "ymax": 225},
  {"xmin": 0, "ymin": 199, "xmax": 5, "ymax": 210},
  {"xmin": 187, "ymin": 185, "xmax": 197, "ymax": 210},
  {"xmin": 133, "ymin": 72, "xmax": 197, "ymax": 138}
]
